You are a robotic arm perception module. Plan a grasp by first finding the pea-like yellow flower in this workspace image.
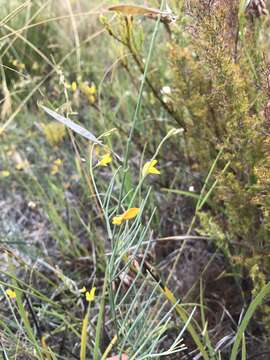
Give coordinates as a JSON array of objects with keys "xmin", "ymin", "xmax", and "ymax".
[
  {"xmin": 88, "ymin": 84, "xmax": 96, "ymax": 95},
  {"xmin": 88, "ymin": 95, "xmax": 96, "ymax": 104},
  {"xmin": 97, "ymin": 153, "xmax": 112, "ymax": 167},
  {"xmin": 85, "ymin": 287, "xmax": 96, "ymax": 302},
  {"xmin": 112, "ymin": 216, "xmax": 123, "ymax": 225},
  {"xmin": 12, "ymin": 59, "xmax": 25, "ymax": 71},
  {"xmin": 112, "ymin": 208, "xmax": 140, "ymax": 225},
  {"xmin": 122, "ymin": 208, "xmax": 140, "ymax": 220},
  {"xmin": 79, "ymin": 82, "xmax": 96, "ymax": 96},
  {"xmin": 142, "ymin": 160, "xmax": 160, "ymax": 177},
  {"xmin": 15, "ymin": 160, "xmax": 29, "ymax": 171},
  {"xmin": 71, "ymin": 81, "xmax": 77, "ymax": 92},
  {"xmin": 51, "ymin": 158, "xmax": 62, "ymax": 175},
  {"xmin": 79, "ymin": 82, "xmax": 97, "ymax": 104},
  {"xmin": 6, "ymin": 288, "xmax": 16, "ymax": 299}
]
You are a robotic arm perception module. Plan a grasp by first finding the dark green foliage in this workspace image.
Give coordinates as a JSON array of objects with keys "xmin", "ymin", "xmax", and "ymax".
[{"xmin": 106, "ymin": 0, "xmax": 270, "ymax": 336}]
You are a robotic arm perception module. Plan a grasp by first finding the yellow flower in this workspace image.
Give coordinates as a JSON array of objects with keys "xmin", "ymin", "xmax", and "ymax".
[
  {"xmin": 79, "ymin": 82, "xmax": 97, "ymax": 104},
  {"xmin": 71, "ymin": 81, "xmax": 77, "ymax": 92},
  {"xmin": 12, "ymin": 59, "xmax": 25, "ymax": 71},
  {"xmin": 54, "ymin": 159, "xmax": 62, "ymax": 166},
  {"xmin": 88, "ymin": 84, "xmax": 96, "ymax": 95},
  {"xmin": 79, "ymin": 82, "xmax": 96, "ymax": 96},
  {"xmin": 112, "ymin": 208, "xmax": 140, "ymax": 225},
  {"xmin": 0, "ymin": 170, "xmax": 10, "ymax": 177},
  {"xmin": 80, "ymin": 286, "xmax": 87, "ymax": 293},
  {"xmin": 51, "ymin": 158, "xmax": 62, "ymax": 175},
  {"xmin": 15, "ymin": 160, "xmax": 29, "ymax": 171},
  {"xmin": 85, "ymin": 287, "xmax": 96, "ymax": 302},
  {"xmin": 112, "ymin": 216, "xmax": 123, "ymax": 225},
  {"xmin": 142, "ymin": 160, "xmax": 160, "ymax": 177},
  {"xmin": 6, "ymin": 288, "xmax": 16, "ymax": 299},
  {"xmin": 122, "ymin": 208, "xmax": 140, "ymax": 220},
  {"xmin": 97, "ymin": 153, "xmax": 112, "ymax": 167},
  {"xmin": 88, "ymin": 95, "xmax": 96, "ymax": 104}
]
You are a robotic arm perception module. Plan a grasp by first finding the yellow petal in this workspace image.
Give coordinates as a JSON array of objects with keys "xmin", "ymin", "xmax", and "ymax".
[
  {"xmin": 6, "ymin": 288, "xmax": 16, "ymax": 299},
  {"xmin": 150, "ymin": 159, "xmax": 157, "ymax": 166},
  {"xmin": 19, "ymin": 63, "xmax": 25, "ymax": 70},
  {"xmin": 142, "ymin": 161, "xmax": 150, "ymax": 176},
  {"xmin": 51, "ymin": 166, "xmax": 58, "ymax": 175},
  {"xmin": 71, "ymin": 81, "xmax": 77, "ymax": 92},
  {"xmin": 51, "ymin": 158, "xmax": 62, "ymax": 175},
  {"xmin": 79, "ymin": 82, "xmax": 96, "ymax": 96},
  {"xmin": 88, "ymin": 95, "xmax": 96, "ymax": 104},
  {"xmin": 0, "ymin": 170, "xmax": 10, "ymax": 177},
  {"xmin": 85, "ymin": 287, "xmax": 96, "ymax": 302},
  {"xmin": 54, "ymin": 159, "xmax": 62, "ymax": 166},
  {"xmin": 79, "ymin": 82, "xmax": 90, "ymax": 95},
  {"xmin": 88, "ymin": 84, "xmax": 96, "ymax": 95},
  {"xmin": 112, "ymin": 216, "xmax": 123, "ymax": 225},
  {"xmin": 15, "ymin": 161, "xmax": 29, "ymax": 171},
  {"xmin": 97, "ymin": 154, "xmax": 112, "ymax": 167},
  {"xmin": 122, "ymin": 207, "xmax": 140, "ymax": 220},
  {"xmin": 142, "ymin": 160, "xmax": 160, "ymax": 176},
  {"xmin": 148, "ymin": 166, "xmax": 160, "ymax": 175},
  {"xmin": 80, "ymin": 286, "xmax": 87, "ymax": 293}
]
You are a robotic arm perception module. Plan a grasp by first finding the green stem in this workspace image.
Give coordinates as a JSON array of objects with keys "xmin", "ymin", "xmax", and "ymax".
[{"xmin": 117, "ymin": 6, "xmax": 163, "ymax": 210}]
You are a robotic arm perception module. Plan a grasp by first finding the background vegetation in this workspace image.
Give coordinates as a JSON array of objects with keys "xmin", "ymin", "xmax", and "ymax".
[{"xmin": 1, "ymin": 0, "xmax": 270, "ymax": 359}]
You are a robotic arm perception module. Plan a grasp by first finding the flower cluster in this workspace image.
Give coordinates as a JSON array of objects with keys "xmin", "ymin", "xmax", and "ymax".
[
  {"xmin": 69, "ymin": 80, "xmax": 97, "ymax": 104},
  {"xmin": 51, "ymin": 158, "xmax": 63, "ymax": 175}
]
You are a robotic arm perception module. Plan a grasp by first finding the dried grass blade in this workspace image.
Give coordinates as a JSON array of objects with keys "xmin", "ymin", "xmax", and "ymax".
[{"xmin": 41, "ymin": 105, "xmax": 102, "ymax": 145}]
